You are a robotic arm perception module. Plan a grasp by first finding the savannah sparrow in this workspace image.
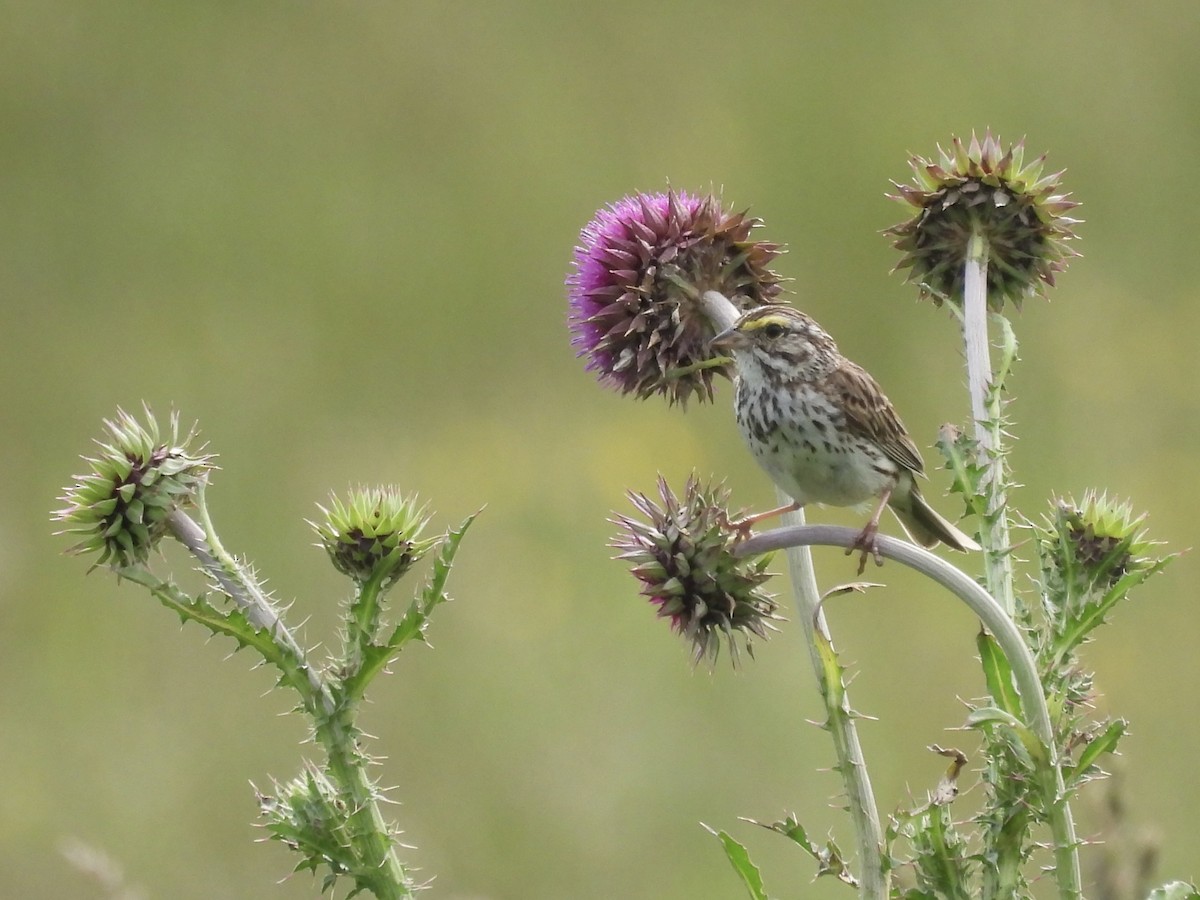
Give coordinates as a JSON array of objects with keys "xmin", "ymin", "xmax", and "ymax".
[{"xmin": 711, "ymin": 305, "xmax": 978, "ymax": 572}]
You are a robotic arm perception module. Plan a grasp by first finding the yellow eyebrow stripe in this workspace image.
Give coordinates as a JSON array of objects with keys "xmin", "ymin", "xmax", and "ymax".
[{"xmin": 741, "ymin": 313, "xmax": 793, "ymax": 332}]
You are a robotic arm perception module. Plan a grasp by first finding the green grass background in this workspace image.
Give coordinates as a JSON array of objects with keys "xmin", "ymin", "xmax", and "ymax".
[{"xmin": 3, "ymin": 2, "xmax": 1198, "ymax": 897}]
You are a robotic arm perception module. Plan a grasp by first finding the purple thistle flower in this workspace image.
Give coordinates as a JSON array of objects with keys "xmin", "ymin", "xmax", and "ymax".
[{"xmin": 568, "ymin": 190, "xmax": 783, "ymax": 405}]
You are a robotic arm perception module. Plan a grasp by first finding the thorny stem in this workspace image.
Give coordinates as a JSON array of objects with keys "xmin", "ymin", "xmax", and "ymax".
[
  {"xmin": 737, "ymin": 524, "xmax": 1082, "ymax": 900},
  {"xmin": 961, "ymin": 233, "xmax": 1078, "ymax": 898},
  {"xmin": 316, "ymin": 707, "xmax": 414, "ymax": 899},
  {"xmin": 167, "ymin": 503, "xmax": 330, "ymax": 711},
  {"xmin": 702, "ymin": 290, "xmax": 888, "ymax": 899},
  {"xmin": 167, "ymin": 492, "xmax": 414, "ymax": 898},
  {"xmin": 963, "ymin": 228, "xmax": 1016, "ymax": 615}
]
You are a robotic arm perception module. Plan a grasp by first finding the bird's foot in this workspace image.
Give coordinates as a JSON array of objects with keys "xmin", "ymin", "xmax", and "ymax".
[
  {"xmin": 719, "ymin": 511, "xmax": 757, "ymax": 545},
  {"xmin": 721, "ymin": 501, "xmax": 801, "ymax": 544},
  {"xmin": 847, "ymin": 521, "xmax": 884, "ymax": 575}
]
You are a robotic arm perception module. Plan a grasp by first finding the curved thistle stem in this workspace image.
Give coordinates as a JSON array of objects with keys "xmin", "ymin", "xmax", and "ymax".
[{"xmin": 736, "ymin": 523, "xmax": 1082, "ymax": 900}]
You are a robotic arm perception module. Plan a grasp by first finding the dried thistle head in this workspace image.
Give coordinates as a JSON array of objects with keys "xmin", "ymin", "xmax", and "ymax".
[
  {"xmin": 567, "ymin": 189, "xmax": 784, "ymax": 405},
  {"xmin": 611, "ymin": 474, "xmax": 780, "ymax": 666},
  {"xmin": 886, "ymin": 130, "xmax": 1081, "ymax": 310}
]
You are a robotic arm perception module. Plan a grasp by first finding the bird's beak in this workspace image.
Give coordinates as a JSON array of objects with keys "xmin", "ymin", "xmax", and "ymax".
[{"xmin": 709, "ymin": 325, "xmax": 747, "ymax": 352}]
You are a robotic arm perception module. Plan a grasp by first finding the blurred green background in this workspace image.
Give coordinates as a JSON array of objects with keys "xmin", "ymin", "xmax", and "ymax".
[{"xmin": 3, "ymin": 2, "xmax": 1198, "ymax": 897}]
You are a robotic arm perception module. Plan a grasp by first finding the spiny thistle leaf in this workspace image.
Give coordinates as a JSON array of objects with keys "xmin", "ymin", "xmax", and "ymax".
[
  {"xmin": 965, "ymin": 708, "xmax": 1045, "ymax": 768},
  {"xmin": 257, "ymin": 765, "xmax": 359, "ymax": 886},
  {"xmin": 703, "ymin": 826, "xmax": 771, "ymax": 900},
  {"xmin": 125, "ymin": 569, "xmax": 317, "ymax": 701},
  {"xmin": 935, "ymin": 424, "xmax": 989, "ymax": 518},
  {"xmin": 745, "ymin": 814, "xmax": 857, "ymax": 886},
  {"xmin": 1065, "ymin": 718, "xmax": 1127, "ymax": 787},
  {"xmin": 907, "ymin": 805, "xmax": 972, "ymax": 900},
  {"xmin": 976, "ymin": 629, "xmax": 1022, "ymax": 719},
  {"xmin": 341, "ymin": 512, "xmax": 478, "ymax": 703},
  {"xmin": 813, "ymin": 627, "xmax": 847, "ymax": 711},
  {"xmin": 390, "ymin": 511, "xmax": 478, "ymax": 650}
]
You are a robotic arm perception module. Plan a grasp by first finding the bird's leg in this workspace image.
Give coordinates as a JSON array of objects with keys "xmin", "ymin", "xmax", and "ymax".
[
  {"xmin": 848, "ymin": 485, "xmax": 893, "ymax": 575},
  {"xmin": 722, "ymin": 500, "xmax": 801, "ymax": 542}
]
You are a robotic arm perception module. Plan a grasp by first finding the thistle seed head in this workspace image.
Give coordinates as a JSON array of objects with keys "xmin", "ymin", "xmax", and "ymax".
[
  {"xmin": 886, "ymin": 130, "xmax": 1081, "ymax": 310},
  {"xmin": 611, "ymin": 474, "xmax": 780, "ymax": 666}
]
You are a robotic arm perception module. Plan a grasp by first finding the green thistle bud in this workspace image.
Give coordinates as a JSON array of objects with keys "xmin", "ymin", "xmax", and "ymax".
[
  {"xmin": 257, "ymin": 764, "xmax": 356, "ymax": 880},
  {"xmin": 886, "ymin": 130, "xmax": 1081, "ymax": 310},
  {"xmin": 611, "ymin": 474, "xmax": 780, "ymax": 666},
  {"xmin": 1036, "ymin": 490, "xmax": 1171, "ymax": 675},
  {"xmin": 54, "ymin": 407, "xmax": 214, "ymax": 570},
  {"xmin": 1043, "ymin": 491, "xmax": 1158, "ymax": 592},
  {"xmin": 311, "ymin": 487, "xmax": 435, "ymax": 587}
]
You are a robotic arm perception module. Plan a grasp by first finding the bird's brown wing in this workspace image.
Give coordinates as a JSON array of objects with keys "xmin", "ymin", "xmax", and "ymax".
[{"xmin": 826, "ymin": 361, "xmax": 925, "ymax": 476}]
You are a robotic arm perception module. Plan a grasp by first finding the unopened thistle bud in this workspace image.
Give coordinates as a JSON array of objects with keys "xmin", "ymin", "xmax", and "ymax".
[
  {"xmin": 54, "ymin": 407, "xmax": 214, "ymax": 570},
  {"xmin": 567, "ymin": 189, "xmax": 784, "ymax": 405},
  {"xmin": 1042, "ymin": 491, "xmax": 1158, "ymax": 592},
  {"xmin": 611, "ymin": 475, "xmax": 780, "ymax": 665},
  {"xmin": 887, "ymin": 130, "xmax": 1081, "ymax": 310},
  {"xmin": 257, "ymin": 764, "xmax": 355, "ymax": 879},
  {"xmin": 311, "ymin": 487, "xmax": 435, "ymax": 588}
]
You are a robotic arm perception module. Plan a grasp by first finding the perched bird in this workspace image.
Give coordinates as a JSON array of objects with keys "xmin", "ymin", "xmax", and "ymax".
[{"xmin": 710, "ymin": 305, "xmax": 978, "ymax": 572}]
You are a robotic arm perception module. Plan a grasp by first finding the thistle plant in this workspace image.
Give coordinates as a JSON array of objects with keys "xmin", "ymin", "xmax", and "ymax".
[
  {"xmin": 887, "ymin": 130, "xmax": 1081, "ymax": 616},
  {"xmin": 573, "ymin": 160, "xmax": 1191, "ymax": 900},
  {"xmin": 54, "ymin": 406, "xmax": 475, "ymax": 899}
]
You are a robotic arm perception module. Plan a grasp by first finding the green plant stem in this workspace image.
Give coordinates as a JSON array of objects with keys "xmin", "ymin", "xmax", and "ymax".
[
  {"xmin": 702, "ymin": 290, "xmax": 887, "ymax": 899},
  {"xmin": 345, "ymin": 570, "xmax": 388, "ymax": 674},
  {"xmin": 167, "ymin": 497, "xmax": 414, "ymax": 898},
  {"xmin": 776, "ymin": 504, "xmax": 888, "ymax": 900},
  {"xmin": 737, "ymin": 524, "xmax": 1082, "ymax": 900},
  {"xmin": 316, "ymin": 710, "xmax": 413, "ymax": 899},
  {"xmin": 962, "ymin": 229, "xmax": 1016, "ymax": 615}
]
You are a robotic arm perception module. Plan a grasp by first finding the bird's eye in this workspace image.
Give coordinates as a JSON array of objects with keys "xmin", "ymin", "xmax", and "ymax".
[{"xmin": 762, "ymin": 322, "xmax": 786, "ymax": 340}]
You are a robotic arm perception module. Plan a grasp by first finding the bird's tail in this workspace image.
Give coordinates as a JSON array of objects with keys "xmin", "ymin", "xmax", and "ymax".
[{"xmin": 890, "ymin": 484, "xmax": 980, "ymax": 552}]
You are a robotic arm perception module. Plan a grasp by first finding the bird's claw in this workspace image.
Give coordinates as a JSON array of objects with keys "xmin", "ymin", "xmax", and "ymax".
[
  {"xmin": 846, "ymin": 524, "xmax": 884, "ymax": 575},
  {"xmin": 719, "ymin": 512, "xmax": 756, "ymax": 545},
  {"xmin": 720, "ymin": 501, "xmax": 802, "ymax": 545}
]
